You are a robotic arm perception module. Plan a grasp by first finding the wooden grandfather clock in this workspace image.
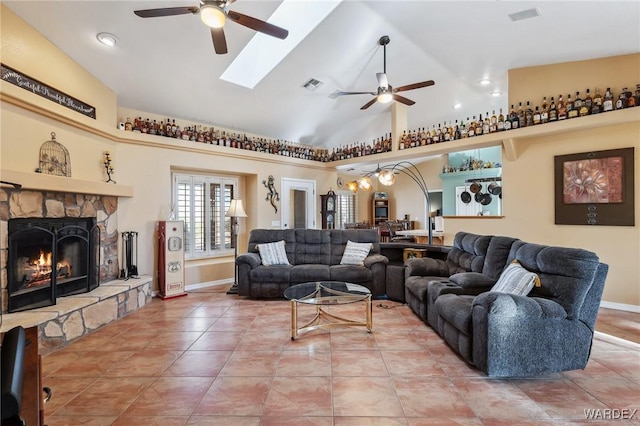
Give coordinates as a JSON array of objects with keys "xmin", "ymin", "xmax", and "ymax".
[{"xmin": 320, "ymin": 189, "xmax": 337, "ymax": 229}]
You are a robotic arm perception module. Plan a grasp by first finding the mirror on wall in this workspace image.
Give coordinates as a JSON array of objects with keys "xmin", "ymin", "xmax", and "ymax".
[{"xmin": 440, "ymin": 147, "xmax": 502, "ymax": 217}]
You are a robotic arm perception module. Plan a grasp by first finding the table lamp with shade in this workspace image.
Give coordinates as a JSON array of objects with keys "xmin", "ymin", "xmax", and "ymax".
[{"xmin": 225, "ymin": 199, "xmax": 247, "ymax": 295}]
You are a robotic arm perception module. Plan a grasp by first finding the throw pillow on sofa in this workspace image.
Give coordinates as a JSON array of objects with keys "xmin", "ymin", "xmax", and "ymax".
[
  {"xmin": 256, "ymin": 240, "xmax": 290, "ymax": 266},
  {"xmin": 340, "ymin": 240, "xmax": 373, "ymax": 266},
  {"xmin": 490, "ymin": 260, "xmax": 540, "ymax": 295}
]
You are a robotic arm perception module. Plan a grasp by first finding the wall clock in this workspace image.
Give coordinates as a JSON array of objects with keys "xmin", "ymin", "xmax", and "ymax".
[{"xmin": 337, "ymin": 177, "xmax": 345, "ymax": 189}]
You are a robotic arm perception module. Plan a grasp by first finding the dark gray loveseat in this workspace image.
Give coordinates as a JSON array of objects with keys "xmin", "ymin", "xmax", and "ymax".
[
  {"xmin": 405, "ymin": 232, "xmax": 608, "ymax": 377},
  {"xmin": 404, "ymin": 232, "xmax": 519, "ymax": 326},
  {"xmin": 236, "ymin": 228, "xmax": 388, "ymax": 298}
]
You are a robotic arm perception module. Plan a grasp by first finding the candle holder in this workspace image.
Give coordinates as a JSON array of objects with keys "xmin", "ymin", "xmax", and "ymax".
[{"xmin": 104, "ymin": 151, "xmax": 116, "ymax": 184}]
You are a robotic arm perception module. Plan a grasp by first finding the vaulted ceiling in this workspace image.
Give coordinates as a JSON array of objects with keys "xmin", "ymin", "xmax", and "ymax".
[{"xmin": 4, "ymin": 1, "xmax": 639, "ymax": 149}]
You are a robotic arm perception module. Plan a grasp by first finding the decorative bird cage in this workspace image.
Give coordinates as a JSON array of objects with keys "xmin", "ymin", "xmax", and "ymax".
[{"xmin": 39, "ymin": 132, "xmax": 71, "ymax": 177}]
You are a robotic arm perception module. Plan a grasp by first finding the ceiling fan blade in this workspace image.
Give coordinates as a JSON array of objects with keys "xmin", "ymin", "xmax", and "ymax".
[
  {"xmin": 336, "ymin": 91, "xmax": 376, "ymax": 96},
  {"xmin": 227, "ymin": 10, "xmax": 289, "ymax": 39},
  {"xmin": 392, "ymin": 94, "xmax": 415, "ymax": 106},
  {"xmin": 360, "ymin": 97, "xmax": 378, "ymax": 110},
  {"xmin": 134, "ymin": 7, "xmax": 198, "ymax": 18},
  {"xmin": 376, "ymin": 73, "xmax": 389, "ymax": 90},
  {"xmin": 393, "ymin": 80, "xmax": 435, "ymax": 93},
  {"xmin": 211, "ymin": 27, "xmax": 228, "ymax": 55}
]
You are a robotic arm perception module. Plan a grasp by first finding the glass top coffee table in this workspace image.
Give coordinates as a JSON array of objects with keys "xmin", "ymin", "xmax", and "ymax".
[{"xmin": 283, "ymin": 281, "xmax": 372, "ymax": 339}]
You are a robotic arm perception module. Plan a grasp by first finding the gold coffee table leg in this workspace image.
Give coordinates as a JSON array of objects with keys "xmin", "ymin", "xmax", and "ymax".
[
  {"xmin": 366, "ymin": 294, "xmax": 372, "ymax": 332},
  {"xmin": 291, "ymin": 299, "xmax": 297, "ymax": 340}
]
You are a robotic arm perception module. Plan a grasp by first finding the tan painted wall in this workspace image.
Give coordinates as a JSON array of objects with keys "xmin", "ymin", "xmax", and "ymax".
[{"xmin": 0, "ymin": 4, "xmax": 117, "ymax": 127}]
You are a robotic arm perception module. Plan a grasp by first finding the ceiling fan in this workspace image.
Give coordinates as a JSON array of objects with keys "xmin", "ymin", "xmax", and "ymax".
[
  {"xmin": 335, "ymin": 36, "xmax": 435, "ymax": 110},
  {"xmin": 133, "ymin": 0, "xmax": 289, "ymax": 55}
]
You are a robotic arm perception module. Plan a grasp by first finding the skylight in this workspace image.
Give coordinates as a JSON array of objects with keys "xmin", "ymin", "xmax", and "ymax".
[{"xmin": 220, "ymin": 0, "xmax": 342, "ymax": 89}]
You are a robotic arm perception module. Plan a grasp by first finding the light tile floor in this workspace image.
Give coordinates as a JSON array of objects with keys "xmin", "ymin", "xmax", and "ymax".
[{"xmin": 42, "ymin": 286, "xmax": 640, "ymax": 425}]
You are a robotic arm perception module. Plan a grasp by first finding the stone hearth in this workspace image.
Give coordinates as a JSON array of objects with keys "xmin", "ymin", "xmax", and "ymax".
[{"xmin": 0, "ymin": 276, "xmax": 152, "ymax": 354}]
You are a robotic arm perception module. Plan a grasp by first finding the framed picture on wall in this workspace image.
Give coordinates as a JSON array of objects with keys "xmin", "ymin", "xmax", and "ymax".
[{"xmin": 554, "ymin": 147, "xmax": 634, "ymax": 226}]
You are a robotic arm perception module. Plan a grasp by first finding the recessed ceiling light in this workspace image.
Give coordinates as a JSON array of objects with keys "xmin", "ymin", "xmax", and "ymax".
[
  {"xmin": 491, "ymin": 91, "xmax": 502, "ymax": 97},
  {"xmin": 96, "ymin": 32, "xmax": 118, "ymax": 47},
  {"xmin": 479, "ymin": 79, "xmax": 491, "ymax": 86},
  {"xmin": 508, "ymin": 8, "xmax": 542, "ymax": 22},
  {"xmin": 453, "ymin": 103, "xmax": 462, "ymax": 109}
]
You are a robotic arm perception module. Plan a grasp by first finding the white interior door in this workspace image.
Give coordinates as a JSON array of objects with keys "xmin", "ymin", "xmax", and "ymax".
[
  {"xmin": 281, "ymin": 178, "xmax": 316, "ymax": 229},
  {"xmin": 455, "ymin": 186, "xmax": 482, "ymax": 216}
]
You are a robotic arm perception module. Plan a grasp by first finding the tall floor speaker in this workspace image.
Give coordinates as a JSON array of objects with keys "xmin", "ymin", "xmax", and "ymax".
[{"xmin": 158, "ymin": 220, "xmax": 187, "ymax": 300}]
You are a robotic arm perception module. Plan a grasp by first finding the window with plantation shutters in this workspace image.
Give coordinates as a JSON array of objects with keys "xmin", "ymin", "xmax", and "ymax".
[
  {"xmin": 173, "ymin": 173, "xmax": 238, "ymax": 258},
  {"xmin": 336, "ymin": 191, "xmax": 358, "ymax": 229}
]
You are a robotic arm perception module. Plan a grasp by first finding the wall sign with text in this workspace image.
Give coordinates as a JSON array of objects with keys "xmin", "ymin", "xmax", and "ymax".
[{"xmin": 1, "ymin": 63, "xmax": 96, "ymax": 119}]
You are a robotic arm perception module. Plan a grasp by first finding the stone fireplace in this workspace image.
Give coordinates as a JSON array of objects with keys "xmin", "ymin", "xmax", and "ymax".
[{"xmin": 1, "ymin": 188, "xmax": 119, "ymax": 314}]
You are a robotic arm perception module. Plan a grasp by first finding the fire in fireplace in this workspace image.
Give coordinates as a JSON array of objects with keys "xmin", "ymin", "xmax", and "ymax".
[
  {"xmin": 17, "ymin": 249, "xmax": 73, "ymax": 288},
  {"xmin": 7, "ymin": 217, "xmax": 100, "ymax": 313}
]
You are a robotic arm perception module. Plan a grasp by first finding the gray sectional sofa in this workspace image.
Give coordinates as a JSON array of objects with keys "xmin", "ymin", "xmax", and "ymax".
[
  {"xmin": 236, "ymin": 228, "xmax": 388, "ymax": 298},
  {"xmin": 404, "ymin": 231, "xmax": 608, "ymax": 377}
]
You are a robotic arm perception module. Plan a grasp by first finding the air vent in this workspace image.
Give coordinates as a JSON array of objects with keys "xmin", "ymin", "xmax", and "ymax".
[
  {"xmin": 302, "ymin": 78, "xmax": 323, "ymax": 91},
  {"xmin": 509, "ymin": 7, "xmax": 541, "ymax": 22}
]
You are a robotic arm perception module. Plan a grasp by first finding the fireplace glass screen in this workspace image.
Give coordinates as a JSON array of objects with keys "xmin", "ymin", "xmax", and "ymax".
[{"xmin": 8, "ymin": 217, "xmax": 99, "ymax": 313}]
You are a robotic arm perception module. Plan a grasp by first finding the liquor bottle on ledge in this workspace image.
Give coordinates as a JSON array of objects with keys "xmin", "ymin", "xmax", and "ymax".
[
  {"xmin": 548, "ymin": 97, "xmax": 557, "ymax": 122},
  {"xmin": 509, "ymin": 104, "xmax": 519, "ymax": 129},
  {"xmin": 570, "ymin": 92, "xmax": 581, "ymax": 119},
  {"xmin": 582, "ymin": 89, "xmax": 592, "ymax": 116},
  {"xmin": 517, "ymin": 102, "xmax": 525, "ymax": 128},
  {"xmin": 540, "ymin": 97, "xmax": 549, "ymax": 124},
  {"xmin": 566, "ymin": 94, "xmax": 576, "ymax": 119},
  {"xmin": 524, "ymin": 101, "xmax": 534, "ymax": 127},
  {"xmin": 603, "ymin": 87, "xmax": 614, "ymax": 112},
  {"xmin": 592, "ymin": 88, "xmax": 603, "ymax": 114},
  {"xmin": 616, "ymin": 88, "xmax": 627, "ymax": 110},
  {"xmin": 557, "ymin": 94, "xmax": 567, "ymax": 120}
]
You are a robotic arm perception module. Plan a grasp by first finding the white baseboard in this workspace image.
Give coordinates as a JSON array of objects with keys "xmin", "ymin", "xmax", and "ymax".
[
  {"xmin": 185, "ymin": 278, "xmax": 233, "ymax": 291},
  {"xmin": 594, "ymin": 331, "xmax": 640, "ymax": 349},
  {"xmin": 150, "ymin": 279, "xmax": 232, "ymax": 297},
  {"xmin": 600, "ymin": 301, "xmax": 640, "ymax": 313}
]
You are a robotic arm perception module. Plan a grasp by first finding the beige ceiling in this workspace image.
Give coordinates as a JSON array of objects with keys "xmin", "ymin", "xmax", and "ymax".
[{"xmin": 4, "ymin": 1, "xmax": 640, "ymax": 149}]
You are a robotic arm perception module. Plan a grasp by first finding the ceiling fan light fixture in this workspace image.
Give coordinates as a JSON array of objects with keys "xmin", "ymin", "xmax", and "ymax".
[
  {"xmin": 346, "ymin": 181, "xmax": 359, "ymax": 193},
  {"xmin": 200, "ymin": 4, "xmax": 226, "ymax": 28},
  {"xmin": 377, "ymin": 92, "xmax": 393, "ymax": 104}
]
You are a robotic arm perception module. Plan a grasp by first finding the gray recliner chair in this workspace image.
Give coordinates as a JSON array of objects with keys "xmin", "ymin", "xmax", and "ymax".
[{"xmin": 434, "ymin": 241, "xmax": 608, "ymax": 377}]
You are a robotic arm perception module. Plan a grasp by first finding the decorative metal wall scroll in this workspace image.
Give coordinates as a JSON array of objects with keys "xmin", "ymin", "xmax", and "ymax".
[
  {"xmin": 263, "ymin": 175, "xmax": 280, "ymax": 213},
  {"xmin": 1, "ymin": 63, "xmax": 96, "ymax": 119},
  {"xmin": 104, "ymin": 151, "xmax": 116, "ymax": 183},
  {"xmin": 554, "ymin": 147, "xmax": 634, "ymax": 226}
]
